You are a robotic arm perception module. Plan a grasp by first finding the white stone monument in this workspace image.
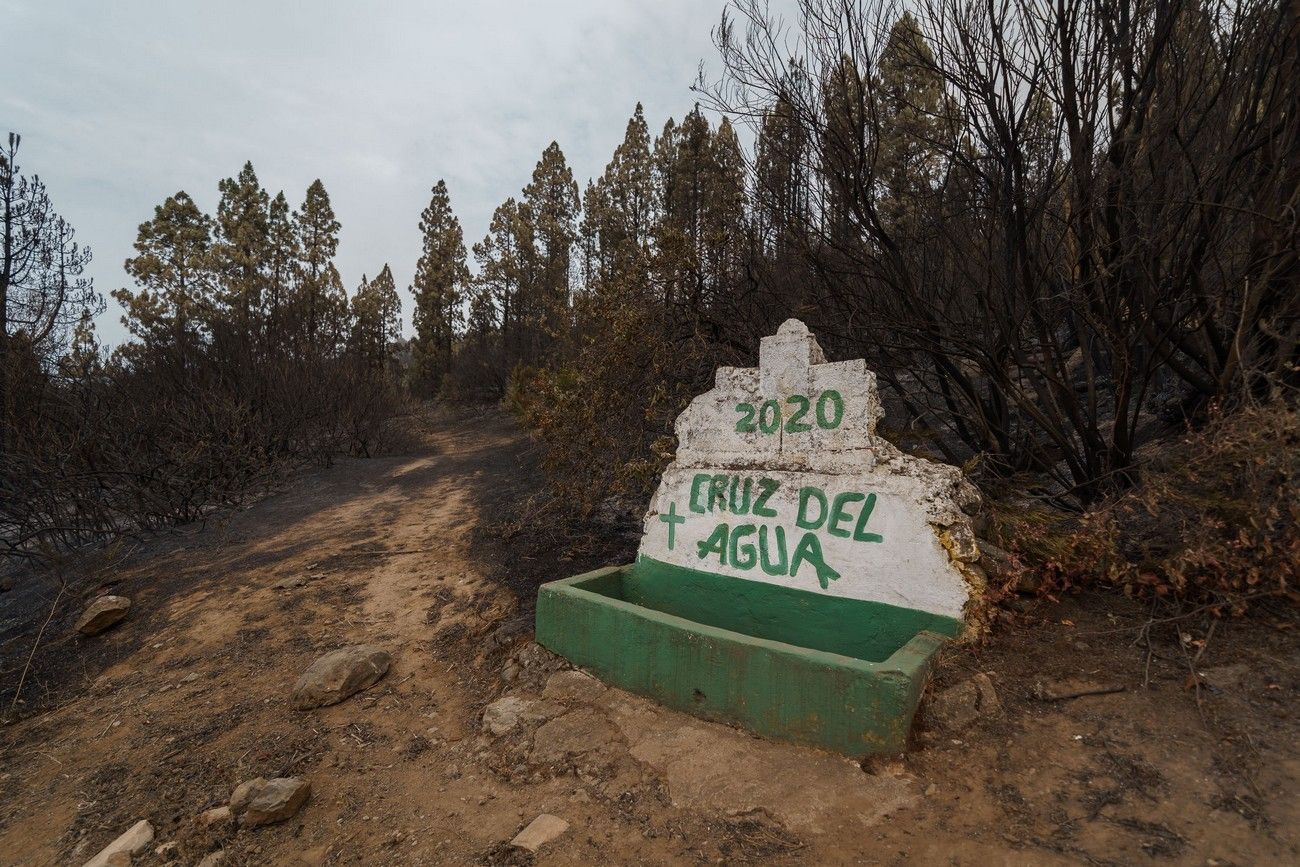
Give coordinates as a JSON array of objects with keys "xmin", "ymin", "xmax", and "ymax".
[{"xmin": 637, "ymin": 318, "xmax": 985, "ymax": 632}]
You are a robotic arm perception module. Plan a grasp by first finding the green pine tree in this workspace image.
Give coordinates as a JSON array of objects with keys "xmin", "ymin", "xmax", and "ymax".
[
  {"xmin": 584, "ymin": 104, "xmax": 656, "ymax": 294},
  {"xmin": 264, "ymin": 191, "xmax": 299, "ymax": 342},
  {"xmin": 875, "ymin": 12, "xmax": 945, "ymax": 235},
  {"xmin": 212, "ymin": 161, "xmax": 270, "ymax": 343},
  {"xmin": 410, "ymin": 180, "xmax": 468, "ymax": 397},
  {"xmin": 350, "ymin": 264, "xmax": 401, "ymax": 372},
  {"xmin": 520, "ymin": 142, "xmax": 579, "ymax": 354},
  {"xmin": 473, "ymin": 198, "xmax": 529, "ymax": 362},
  {"xmin": 114, "ymin": 191, "xmax": 214, "ymax": 359},
  {"xmin": 293, "ymin": 179, "xmax": 346, "ymax": 351}
]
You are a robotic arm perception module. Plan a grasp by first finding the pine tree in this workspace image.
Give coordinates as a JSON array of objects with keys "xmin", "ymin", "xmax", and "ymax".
[
  {"xmin": 520, "ymin": 142, "xmax": 579, "ymax": 352},
  {"xmin": 819, "ymin": 54, "xmax": 870, "ymax": 243},
  {"xmin": 703, "ymin": 117, "xmax": 748, "ymax": 310},
  {"xmin": 875, "ymin": 12, "xmax": 944, "ymax": 234},
  {"xmin": 212, "ymin": 162, "xmax": 270, "ymax": 343},
  {"xmin": 264, "ymin": 191, "xmax": 299, "ymax": 342},
  {"xmin": 410, "ymin": 180, "xmax": 468, "ymax": 397},
  {"xmin": 654, "ymin": 106, "xmax": 743, "ymax": 314},
  {"xmin": 293, "ymin": 179, "xmax": 346, "ymax": 351},
  {"xmin": 114, "ymin": 191, "xmax": 214, "ymax": 359},
  {"xmin": 473, "ymin": 198, "xmax": 529, "ymax": 362},
  {"xmin": 754, "ymin": 91, "xmax": 811, "ymax": 257},
  {"xmin": 578, "ymin": 180, "xmax": 602, "ymax": 292},
  {"xmin": 465, "ymin": 280, "xmax": 498, "ymax": 344},
  {"xmin": 350, "ymin": 264, "xmax": 401, "ymax": 372},
  {"xmin": 584, "ymin": 104, "xmax": 656, "ymax": 294},
  {"xmin": 2, "ymin": 133, "xmax": 99, "ymax": 445}
]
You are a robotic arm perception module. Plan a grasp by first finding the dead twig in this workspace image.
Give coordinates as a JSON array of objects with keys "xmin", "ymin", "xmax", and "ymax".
[
  {"xmin": 1193, "ymin": 619, "xmax": 1218, "ymax": 666},
  {"xmin": 6, "ymin": 578, "xmax": 68, "ymax": 719},
  {"xmin": 1035, "ymin": 684, "xmax": 1127, "ymax": 702}
]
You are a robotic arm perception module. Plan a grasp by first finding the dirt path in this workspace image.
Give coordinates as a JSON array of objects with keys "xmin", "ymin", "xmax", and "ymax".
[{"xmin": 0, "ymin": 408, "xmax": 1296, "ymax": 865}]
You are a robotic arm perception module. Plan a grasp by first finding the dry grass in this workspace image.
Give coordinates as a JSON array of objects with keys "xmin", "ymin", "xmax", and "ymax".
[{"xmin": 989, "ymin": 399, "xmax": 1299, "ymax": 613}]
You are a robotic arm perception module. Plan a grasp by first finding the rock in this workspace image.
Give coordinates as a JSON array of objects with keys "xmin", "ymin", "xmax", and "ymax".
[
  {"xmin": 298, "ymin": 845, "xmax": 330, "ymax": 865},
  {"xmin": 976, "ymin": 540, "xmax": 1040, "ymax": 593},
  {"xmin": 76, "ymin": 596, "xmax": 131, "ymax": 636},
  {"xmin": 939, "ymin": 523, "xmax": 981, "ymax": 563},
  {"xmin": 509, "ymin": 814, "xmax": 570, "ymax": 853},
  {"xmin": 1014, "ymin": 570, "xmax": 1042, "ymax": 595},
  {"xmin": 82, "ymin": 819, "xmax": 154, "ymax": 867},
  {"xmin": 241, "ymin": 777, "xmax": 311, "ymax": 828},
  {"xmin": 290, "ymin": 646, "xmax": 390, "ymax": 710},
  {"xmin": 274, "ymin": 576, "xmax": 306, "ymax": 590},
  {"xmin": 230, "ymin": 777, "xmax": 268, "ymax": 815},
  {"xmin": 513, "ymin": 642, "xmax": 565, "ymax": 674},
  {"xmin": 976, "ymin": 539, "xmax": 1011, "ymax": 565},
  {"xmin": 529, "ymin": 708, "xmax": 623, "ymax": 766},
  {"xmin": 542, "ymin": 670, "xmax": 607, "ymax": 704},
  {"xmin": 197, "ymin": 852, "xmax": 225, "ymax": 867},
  {"xmin": 926, "ymin": 673, "xmax": 1001, "ymax": 733},
  {"xmin": 481, "ymin": 695, "xmax": 563, "ymax": 737},
  {"xmin": 198, "ymin": 805, "xmax": 234, "ymax": 829},
  {"xmin": 154, "ymin": 841, "xmax": 178, "ymax": 858},
  {"xmin": 483, "ymin": 696, "xmax": 531, "ymax": 736}
]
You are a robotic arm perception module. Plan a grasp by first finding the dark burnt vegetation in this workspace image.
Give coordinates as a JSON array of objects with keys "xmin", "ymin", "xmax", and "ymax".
[{"xmin": 2, "ymin": 142, "xmax": 406, "ymax": 566}]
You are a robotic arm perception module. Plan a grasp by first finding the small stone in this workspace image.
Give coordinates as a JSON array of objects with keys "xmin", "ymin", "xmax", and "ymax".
[
  {"xmin": 155, "ymin": 841, "xmax": 179, "ymax": 857},
  {"xmin": 482, "ymin": 696, "xmax": 529, "ymax": 735},
  {"xmin": 197, "ymin": 852, "xmax": 225, "ymax": 867},
  {"xmin": 512, "ymin": 642, "xmax": 564, "ymax": 674},
  {"xmin": 481, "ymin": 695, "xmax": 561, "ymax": 736},
  {"xmin": 926, "ymin": 673, "xmax": 1001, "ymax": 733},
  {"xmin": 509, "ymin": 814, "xmax": 569, "ymax": 853},
  {"xmin": 298, "ymin": 846, "xmax": 330, "ymax": 866},
  {"xmin": 76, "ymin": 596, "xmax": 131, "ymax": 636},
  {"xmin": 241, "ymin": 777, "xmax": 311, "ymax": 828},
  {"xmin": 542, "ymin": 670, "xmax": 607, "ymax": 704},
  {"xmin": 230, "ymin": 777, "xmax": 268, "ymax": 815},
  {"xmin": 199, "ymin": 805, "xmax": 234, "ymax": 829},
  {"xmin": 274, "ymin": 576, "xmax": 307, "ymax": 590},
  {"xmin": 82, "ymin": 819, "xmax": 153, "ymax": 867},
  {"xmin": 181, "ymin": 672, "xmax": 200, "ymax": 684},
  {"xmin": 290, "ymin": 646, "xmax": 391, "ymax": 710},
  {"xmin": 940, "ymin": 524, "xmax": 980, "ymax": 563}
]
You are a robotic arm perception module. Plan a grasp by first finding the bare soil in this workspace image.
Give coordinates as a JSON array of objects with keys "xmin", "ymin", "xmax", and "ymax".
[{"xmin": 0, "ymin": 407, "xmax": 1296, "ymax": 866}]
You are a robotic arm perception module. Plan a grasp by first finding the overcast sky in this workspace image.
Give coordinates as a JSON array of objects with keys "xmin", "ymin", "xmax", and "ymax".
[{"xmin": 2, "ymin": 0, "xmax": 736, "ymax": 345}]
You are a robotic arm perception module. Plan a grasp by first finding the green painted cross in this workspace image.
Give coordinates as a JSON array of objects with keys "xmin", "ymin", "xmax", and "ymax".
[{"xmin": 658, "ymin": 501, "xmax": 685, "ymax": 550}]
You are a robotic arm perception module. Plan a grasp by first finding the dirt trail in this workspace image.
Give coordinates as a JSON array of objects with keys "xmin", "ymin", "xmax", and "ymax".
[{"xmin": 0, "ymin": 408, "xmax": 1296, "ymax": 866}]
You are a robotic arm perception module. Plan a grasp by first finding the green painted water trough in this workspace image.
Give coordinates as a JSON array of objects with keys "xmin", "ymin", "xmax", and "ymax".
[{"xmin": 536, "ymin": 559, "xmax": 957, "ymax": 756}]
